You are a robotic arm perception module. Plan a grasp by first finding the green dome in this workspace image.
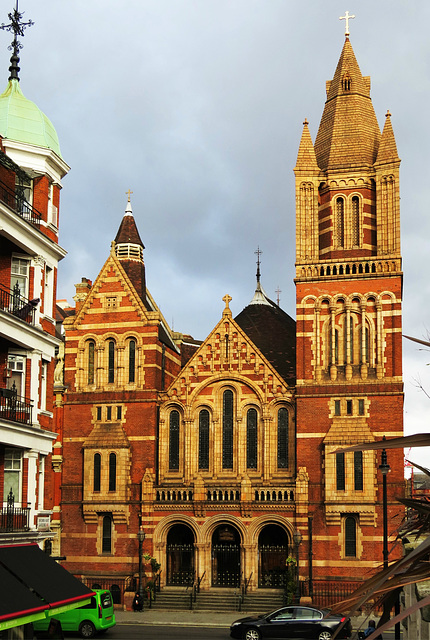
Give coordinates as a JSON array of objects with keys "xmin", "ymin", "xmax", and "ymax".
[{"xmin": 0, "ymin": 79, "xmax": 62, "ymax": 158}]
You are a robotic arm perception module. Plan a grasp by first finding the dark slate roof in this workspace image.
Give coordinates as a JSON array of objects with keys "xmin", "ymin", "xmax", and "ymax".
[
  {"xmin": 180, "ymin": 336, "xmax": 202, "ymax": 368},
  {"xmin": 114, "ymin": 213, "xmax": 144, "ymax": 247},
  {"xmin": 235, "ymin": 296, "xmax": 296, "ymax": 385}
]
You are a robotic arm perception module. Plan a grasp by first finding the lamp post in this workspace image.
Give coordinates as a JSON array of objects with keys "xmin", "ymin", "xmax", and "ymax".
[
  {"xmin": 293, "ymin": 530, "xmax": 302, "ymax": 604},
  {"xmin": 137, "ymin": 529, "xmax": 146, "ymax": 606},
  {"xmin": 378, "ymin": 441, "xmax": 390, "ymax": 570}
]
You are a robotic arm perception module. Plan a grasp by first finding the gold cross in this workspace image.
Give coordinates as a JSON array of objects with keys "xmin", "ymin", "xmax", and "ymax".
[
  {"xmin": 126, "ymin": 189, "xmax": 133, "ymax": 202},
  {"xmin": 339, "ymin": 11, "xmax": 355, "ymax": 36},
  {"xmin": 223, "ymin": 294, "xmax": 232, "ymax": 309}
]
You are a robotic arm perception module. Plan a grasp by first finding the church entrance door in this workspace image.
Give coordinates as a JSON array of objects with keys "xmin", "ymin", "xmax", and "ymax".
[
  {"xmin": 258, "ymin": 524, "xmax": 290, "ymax": 588},
  {"xmin": 211, "ymin": 524, "xmax": 240, "ymax": 587},
  {"xmin": 166, "ymin": 523, "xmax": 195, "ymax": 586}
]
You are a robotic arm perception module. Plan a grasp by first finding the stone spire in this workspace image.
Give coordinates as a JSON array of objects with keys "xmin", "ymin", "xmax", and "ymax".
[
  {"xmin": 375, "ymin": 110, "xmax": 400, "ymax": 164},
  {"xmin": 314, "ymin": 38, "xmax": 381, "ymax": 171},
  {"xmin": 294, "ymin": 119, "xmax": 319, "ymax": 173}
]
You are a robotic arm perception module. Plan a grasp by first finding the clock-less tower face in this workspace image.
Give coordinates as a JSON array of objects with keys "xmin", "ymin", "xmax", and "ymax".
[{"xmin": 294, "ymin": 34, "xmax": 404, "ymax": 579}]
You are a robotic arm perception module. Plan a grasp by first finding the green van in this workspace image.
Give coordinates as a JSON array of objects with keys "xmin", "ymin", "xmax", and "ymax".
[{"xmin": 33, "ymin": 589, "xmax": 116, "ymax": 638}]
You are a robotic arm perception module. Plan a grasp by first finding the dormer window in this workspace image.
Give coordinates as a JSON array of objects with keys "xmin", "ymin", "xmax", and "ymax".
[{"xmin": 342, "ymin": 74, "xmax": 351, "ymax": 91}]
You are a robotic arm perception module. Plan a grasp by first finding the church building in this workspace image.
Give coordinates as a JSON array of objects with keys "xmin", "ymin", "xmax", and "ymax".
[{"xmin": 55, "ymin": 27, "xmax": 405, "ymax": 607}]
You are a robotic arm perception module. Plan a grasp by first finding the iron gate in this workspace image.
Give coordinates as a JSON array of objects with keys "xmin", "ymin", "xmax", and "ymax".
[
  {"xmin": 212, "ymin": 543, "xmax": 240, "ymax": 587},
  {"xmin": 258, "ymin": 544, "xmax": 288, "ymax": 588},
  {"xmin": 166, "ymin": 543, "xmax": 194, "ymax": 585}
]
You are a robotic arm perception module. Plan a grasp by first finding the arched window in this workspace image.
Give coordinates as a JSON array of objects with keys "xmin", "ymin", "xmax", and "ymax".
[
  {"xmin": 343, "ymin": 316, "xmax": 354, "ymax": 363},
  {"xmin": 102, "ymin": 515, "xmax": 112, "ymax": 553},
  {"xmin": 128, "ymin": 339, "xmax": 136, "ymax": 383},
  {"xmin": 365, "ymin": 326, "xmax": 370, "ymax": 363},
  {"xmin": 336, "ymin": 452, "xmax": 345, "ymax": 490},
  {"xmin": 169, "ymin": 410, "xmax": 180, "ymax": 470},
  {"xmin": 108, "ymin": 340, "xmax": 115, "ymax": 384},
  {"xmin": 335, "ymin": 197, "xmax": 345, "ymax": 247},
  {"xmin": 342, "ymin": 74, "xmax": 351, "ymax": 91},
  {"xmin": 354, "ymin": 451, "xmax": 363, "ymax": 491},
  {"xmin": 277, "ymin": 407, "xmax": 289, "ymax": 469},
  {"xmin": 93, "ymin": 453, "xmax": 101, "ymax": 492},
  {"xmin": 88, "ymin": 340, "xmax": 95, "ymax": 384},
  {"xmin": 246, "ymin": 408, "xmax": 258, "ymax": 469},
  {"xmin": 345, "ymin": 516, "xmax": 357, "ymax": 557},
  {"xmin": 222, "ymin": 390, "xmax": 234, "ymax": 469},
  {"xmin": 198, "ymin": 409, "xmax": 210, "ymax": 470},
  {"xmin": 109, "ymin": 453, "xmax": 116, "ymax": 492},
  {"xmin": 352, "ymin": 196, "xmax": 360, "ymax": 246}
]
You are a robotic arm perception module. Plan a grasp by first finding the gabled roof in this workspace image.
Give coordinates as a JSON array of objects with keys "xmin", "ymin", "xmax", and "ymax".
[{"xmin": 71, "ymin": 249, "xmax": 179, "ymax": 353}]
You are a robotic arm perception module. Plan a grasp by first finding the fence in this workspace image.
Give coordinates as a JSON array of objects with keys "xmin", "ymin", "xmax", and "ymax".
[{"xmin": 301, "ymin": 579, "xmax": 363, "ymax": 609}]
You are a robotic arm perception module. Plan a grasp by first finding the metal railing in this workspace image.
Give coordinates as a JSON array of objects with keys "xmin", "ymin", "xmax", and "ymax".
[
  {"xmin": 0, "ymin": 385, "xmax": 33, "ymax": 425},
  {"xmin": 0, "ymin": 489, "xmax": 30, "ymax": 532},
  {"xmin": 0, "ymin": 177, "xmax": 42, "ymax": 228},
  {"xmin": 0, "ymin": 283, "xmax": 39, "ymax": 325}
]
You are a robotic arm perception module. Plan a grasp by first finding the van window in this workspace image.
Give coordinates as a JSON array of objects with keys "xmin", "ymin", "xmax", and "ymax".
[
  {"xmin": 101, "ymin": 592, "xmax": 113, "ymax": 608},
  {"xmin": 80, "ymin": 597, "xmax": 96, "ymax": 609}
]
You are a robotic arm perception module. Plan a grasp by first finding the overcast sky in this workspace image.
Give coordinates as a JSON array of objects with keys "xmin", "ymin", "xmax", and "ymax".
[{"xmin": 2, "ymin": 1, "xmax": 429, "ymax": 468}]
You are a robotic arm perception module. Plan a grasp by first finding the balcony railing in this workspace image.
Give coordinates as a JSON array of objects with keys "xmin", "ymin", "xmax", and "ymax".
[
  {"xmin": 0, "ymin": 489, "xmax": 30, "ymax": 532},
  {"xmin": 155, "ymin": 485, "xmax": 295, "ymax": 504},
  {"xmin": 0, "ymin": 283, "xmax": 39, "ymax": 325},
  {"xmin": 0, "ymin": 386, "xmax": 33, "ymax": 425},
  {"xmin": 0, "ymin": 178, "xmax": 42, "ymax": 228}
]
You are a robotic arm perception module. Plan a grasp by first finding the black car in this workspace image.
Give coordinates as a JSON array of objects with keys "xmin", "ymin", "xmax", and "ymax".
[{"xmin": 230, "ymin": 605, "xmax": 352, "ymax": 640}]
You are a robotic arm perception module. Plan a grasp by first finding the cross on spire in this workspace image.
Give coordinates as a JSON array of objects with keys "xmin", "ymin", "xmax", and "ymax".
[
  {"xmin": 275, "ymin": 286, "xmax": 281, "ymax": 306},
  {"xmin": 254, "ymin": 246, "xmax": 262, "ymax": 284},
  {"xmin": 0, "ymin": 1, "xmax": 34, "ymax": 81},
  {"xmin": 339, "ymin": 10, "xmax": 355, "ymax": 37},
  {"xmin": 125, "ymin": 189, "xmax": 133, "ymax": 202}
]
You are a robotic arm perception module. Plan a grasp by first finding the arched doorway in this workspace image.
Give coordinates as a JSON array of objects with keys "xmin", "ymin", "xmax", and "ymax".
[
  {"xmin": 166, "ymin": 523, "xmax": 195, "ymax": 586},
  {"xmin": 258, "ymin": 524, "xmax": 290, "ymax": 588},
  {"xmin": 211, "ymin": 524, "xmax": 241, "ymax": 587}
]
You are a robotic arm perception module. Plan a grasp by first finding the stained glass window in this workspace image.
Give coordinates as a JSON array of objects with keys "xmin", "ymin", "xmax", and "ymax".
[
  {"xmin": 246, "ymin": 408, "xmax": 258, "ymax": 469},
  {"xmin": 199, "ymin": 409, "xmax": 210, "ymax": 470},
  {"xmin": 222, "ymin": 390, "xmax": 234, "ymax": 469},
  {"xmin": 169, "ymin": 410, "xmax": 180, "ymax": 470},
  {"xmin": 94, "ymin": 453, "xmax": 101, "ymax": 492},
  {"xmin": 277, "ymin": 408, "xmax": 289, "ymax": 469}
]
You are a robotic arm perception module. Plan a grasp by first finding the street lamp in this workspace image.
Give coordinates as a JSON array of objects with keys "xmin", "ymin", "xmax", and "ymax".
[
  {"xmin": 293, "ymin": 530, "xmax": 302, "ymax": 604},
  {"xmin": 137, "ymin": 529, "xmax": 146, "ymax": 606},
  {"xmin": 378, "ymin": 440, "xmax": 390, "ymax": 570}
]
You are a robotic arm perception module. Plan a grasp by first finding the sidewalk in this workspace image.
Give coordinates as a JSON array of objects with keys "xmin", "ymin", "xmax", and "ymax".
[
  {"xmin": 115, "ymin": 608, "xmax": 372, "ymax": 631},
  {"xmin": 115, "ymin": 608, "xmax": 244, "ymax": 627}
]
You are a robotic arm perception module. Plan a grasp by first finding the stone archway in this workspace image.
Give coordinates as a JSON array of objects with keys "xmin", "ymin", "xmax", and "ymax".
[
  {"xmin": 258, "ymin": 524, "xmax": 291, "ymax": 589},
  {"xmin": 211, "ymin": 524, "xmax": 241, "ymax": 587},
  {"xmin": 166, "ymin": 523, "xmax": 195, "ymax": 586}
]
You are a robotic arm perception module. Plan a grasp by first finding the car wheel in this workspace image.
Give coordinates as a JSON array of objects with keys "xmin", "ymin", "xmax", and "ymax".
[
  {"xmin": 244, "ymin": 628, "xmax": 262, "ymax": 640},
  {"xmin": 318, "ymin": 631, "xmax": 333, "ymax": 640},
  {"xmin": 79, "ymin": 620, "xmax": 96, "ymax": 638}
]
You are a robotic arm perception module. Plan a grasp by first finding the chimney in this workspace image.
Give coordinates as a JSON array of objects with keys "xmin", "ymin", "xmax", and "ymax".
[{"xmin": 73, "ymin": 277, "xmax": 92, "ymax": 313}]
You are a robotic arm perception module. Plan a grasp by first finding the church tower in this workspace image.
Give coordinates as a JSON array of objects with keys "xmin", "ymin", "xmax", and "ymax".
[{"xmin": 294, "ymin": 23, "xmax": 404, "ymax": 581}]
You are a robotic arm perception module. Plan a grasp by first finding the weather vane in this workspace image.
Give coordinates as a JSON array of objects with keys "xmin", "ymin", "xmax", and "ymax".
[
  {"xmin": 339, "ymin": 11, "xmax": 355, "ymax": 37},
  {"xmin": 0, "ymin": 1, "xmax": 34, "ymax": 81}
]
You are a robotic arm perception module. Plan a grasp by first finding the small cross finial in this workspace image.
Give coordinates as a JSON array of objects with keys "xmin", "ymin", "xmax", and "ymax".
[
  {"xmin": 125, "ymin": 189, "xmax": 133, "ymax": 203},
  {"xmin": 339, "ymin": 11, "xmax": 355, "ymax": 37},
  {"xmin": 254, "ymin": 246, "xmax": 262, "ymax": 284},
  {"xmin": 303, "ymin": 118, "xmax": 309, "ymax": 127},
  {"xmin": 222, "ymin": 294, "xmax": 232, "ymax": 310},
  {"xmin": 275, "ymin": 286, "xmax": 281, "ymax": 306},
  {"xmin": 385, "ymin": 110, "xmax": 391, "ymax": 118}
]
